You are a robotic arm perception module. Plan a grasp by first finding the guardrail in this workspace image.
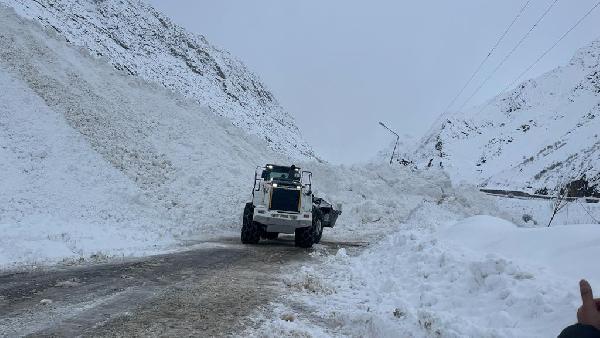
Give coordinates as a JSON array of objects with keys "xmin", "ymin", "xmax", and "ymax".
[{"xmin": 480, "ymin": 189, "xmax": 600, "ymax": 204}]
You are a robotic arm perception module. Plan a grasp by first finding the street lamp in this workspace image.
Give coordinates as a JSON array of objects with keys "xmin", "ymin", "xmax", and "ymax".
[{"xmin": 378, "ymin": 121, "xmax": 400, "ymax": 165}]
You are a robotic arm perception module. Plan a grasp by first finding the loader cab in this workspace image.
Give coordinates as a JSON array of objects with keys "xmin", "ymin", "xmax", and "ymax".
[
  {"xmin": 260, "ymin": 164, "xmax": 301, "ymax": 183},
  {"xmin": 258, "ymin": 164, "xmax": 312, "ymax": 193}
]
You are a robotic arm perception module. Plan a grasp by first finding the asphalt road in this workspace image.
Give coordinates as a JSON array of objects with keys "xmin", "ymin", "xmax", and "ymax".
[{"xmin": 0, "ymin": 236, "xmax": 363, "ymax": 337}]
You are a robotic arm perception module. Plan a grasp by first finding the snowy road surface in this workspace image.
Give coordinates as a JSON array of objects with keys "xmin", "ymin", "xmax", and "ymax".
[{"xmin": 0, "ymin": 237, "xmax": 365, "ymax": 337}]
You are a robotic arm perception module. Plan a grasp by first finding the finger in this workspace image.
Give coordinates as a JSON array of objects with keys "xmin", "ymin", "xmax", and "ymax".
[{"xmin": 580, "ymin": 280, "xmax": 595, "ymax": 311}]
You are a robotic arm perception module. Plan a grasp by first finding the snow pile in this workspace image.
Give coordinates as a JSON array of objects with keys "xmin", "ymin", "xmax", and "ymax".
[
  {"xmin": 442, "ymin": 215, "xmax": 600, "ymax": 285},
  {"xmin": 414, "ymin": 38, "xmax": 600, "ymax": 192},
  {"xmin": 302, "ymin": 163, "xmax": 448, "ymax": 239},
  {"xmin": 250, "ymin": 193, "xmax": 597, "ymax": 337},
  {"xmin": 296, "ymin": 161, "xmax": 511, "ymax": 242},
  {"xmin": 0, "ymin": 5, "xmax": 287, "ymax": 269},
  {"xmin": 0, "ymin": 0, "xmax": 315, "ymax": 159}
]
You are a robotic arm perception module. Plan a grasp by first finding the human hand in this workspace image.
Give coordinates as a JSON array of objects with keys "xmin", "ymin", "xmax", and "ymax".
[{"xmin": 577, "ymin": 279, "xmax": 600, "ymax": 330}]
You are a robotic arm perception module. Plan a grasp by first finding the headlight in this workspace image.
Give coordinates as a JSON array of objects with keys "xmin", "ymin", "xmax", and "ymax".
[
  {"xmin": 272, "ymin": 183, "xmax": 278, "ymax": 187},
  {"xmin": 296, "ymin": 186, "xmax": 302, "ymax": 189}
]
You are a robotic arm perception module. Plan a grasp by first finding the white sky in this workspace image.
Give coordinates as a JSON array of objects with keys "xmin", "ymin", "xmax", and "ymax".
[{"xmin": 147, "ymin": 0, "xmax": 600, "ymax": 164}]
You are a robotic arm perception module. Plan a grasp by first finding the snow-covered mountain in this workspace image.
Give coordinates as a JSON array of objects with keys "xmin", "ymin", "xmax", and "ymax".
[
  {"xmin": 415, "ymin": 39, "xmax": 600, "ymax": 194},
  {"xmin": 0, "ymin": 0, "xmax": 315, "ymax": 159}
]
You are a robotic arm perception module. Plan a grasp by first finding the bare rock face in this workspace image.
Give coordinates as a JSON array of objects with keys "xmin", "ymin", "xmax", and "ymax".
[
  {"xmin": 414, "ymin": 39, "xmax": 600, "ymax": 194},
  {"xmin": 0, "ymin": 0, "xmax": 315, "ymax": 159}
]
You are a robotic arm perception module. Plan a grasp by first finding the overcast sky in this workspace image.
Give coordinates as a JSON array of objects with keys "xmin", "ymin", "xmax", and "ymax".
[{"xmin": 147, "ymin": 0, "xmax": 600, "ymax": 164}]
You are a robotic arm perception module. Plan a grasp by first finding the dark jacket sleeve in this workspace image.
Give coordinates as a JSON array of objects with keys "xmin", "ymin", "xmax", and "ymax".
[{"xmin": 559, "ymin": 324, "xmax": 600, "ymax": 338}]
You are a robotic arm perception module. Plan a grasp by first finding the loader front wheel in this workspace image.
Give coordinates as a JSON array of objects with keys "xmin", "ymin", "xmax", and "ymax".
[
  {"xmin": 294, "ymin": 226, "xmax": 314, "ymax": 248},
  {"xmin": 295, "ymin": 213, "xmax": 321, "ymax": 248}
]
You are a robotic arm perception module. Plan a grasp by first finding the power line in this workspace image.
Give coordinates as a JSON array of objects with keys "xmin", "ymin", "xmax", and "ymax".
[
  {"xmin": 474, "ymin": 0, "xmax": 600, "ymax": 117},
  {"xmin": 441, "ymin": 0, "xmax": 533, "ymax": 115},
  {"xmin": 503, "ymin": 0, "xmax": 600, "ymax": 91},
  {"xmin": 469, "ymin": 1, "xmax": 600, "ymax": 191},
  {"xmin": 458, "ymin": 0, "xmax": 560, "ymax": 111}
]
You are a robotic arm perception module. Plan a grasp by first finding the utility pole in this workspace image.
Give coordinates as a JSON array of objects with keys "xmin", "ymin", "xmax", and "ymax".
[{"xmin": 378, "ymin": 122, "xmax": 400, "ymax": 165}]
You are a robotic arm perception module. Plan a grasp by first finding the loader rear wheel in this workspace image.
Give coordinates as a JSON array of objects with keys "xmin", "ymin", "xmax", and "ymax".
[{"xmin": 241, "ymin": 203, "xmax": 260, "ymax": 244}]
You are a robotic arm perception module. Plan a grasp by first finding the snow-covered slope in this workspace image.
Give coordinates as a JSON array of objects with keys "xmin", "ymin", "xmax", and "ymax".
[
  {"xmin": 0, "ymin": 4, "xmax": 289, "ymax": 268},
  {"xmin": 415, "ymin": 39, "xmax": 600, "ymax": 193},
  {"xmin": 0, "ymin": 0, "xmax": 315, "ymax": 159},
  {"xmin": 0, "ymin": 66, "xmax": 175, "ymax": 267}
]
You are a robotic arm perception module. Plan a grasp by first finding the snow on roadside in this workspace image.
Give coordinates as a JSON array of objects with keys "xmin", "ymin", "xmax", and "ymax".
[
  {"xmin": 441, "ymin": 215, "xmax": 600, "ymax": 287},
  {"xmin": 247, "ymin": 190, "xmax": 592, "ymax": 337}
]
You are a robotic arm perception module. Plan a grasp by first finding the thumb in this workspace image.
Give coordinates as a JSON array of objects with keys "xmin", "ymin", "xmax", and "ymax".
[{"xmin": 580, "ymin": 280, "xmax": 596, "ymax": 311}]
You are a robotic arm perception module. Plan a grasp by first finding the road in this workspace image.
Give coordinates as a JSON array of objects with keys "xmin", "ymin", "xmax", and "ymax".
[{"xmin": 0, "ymin": 236, "xmax": 364, "ymax": 337}]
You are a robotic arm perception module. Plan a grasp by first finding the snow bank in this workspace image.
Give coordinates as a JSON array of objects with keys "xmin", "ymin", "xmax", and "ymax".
[
  {"xmin": 442, "ymin": 215, "xmax": 600, "ymax": 287},
  {"xmin": 301, "ymin": 163, "xmax": 452, "ymax": 240},
  {"xmin": 250, "ymin": 193, "xmax": 592, "ymax": 337}
]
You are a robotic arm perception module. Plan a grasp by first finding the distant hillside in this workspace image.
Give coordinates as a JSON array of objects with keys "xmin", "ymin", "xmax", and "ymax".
[
  {"xmin": 0, "ymin": 0, "xmax": 315, "ymax": 159},
  {"xmin": 414, "ymin": 39, "xmax": 600, "ymax": 195}
]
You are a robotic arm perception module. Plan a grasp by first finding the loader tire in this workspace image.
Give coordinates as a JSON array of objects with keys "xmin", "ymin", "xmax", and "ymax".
[
  {"xmin": 313, "ymin": 208, "xmax": 324, "ymax": 244},
  {"xmin": 241, "ymin": 203, "xmax": 260, "ymax": 244},
  {"xmin": 294, "ymin": 226, "xmax": 314, "ymax": 248},
  {"xmin": 295, "ymin": 211, "xmax": 322, "ymax": 248}
]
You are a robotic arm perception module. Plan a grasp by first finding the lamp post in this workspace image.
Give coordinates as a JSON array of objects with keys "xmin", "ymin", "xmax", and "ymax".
[{"xmin": 378, "ymin": 121, "xmax": 400, "ymax": 165}]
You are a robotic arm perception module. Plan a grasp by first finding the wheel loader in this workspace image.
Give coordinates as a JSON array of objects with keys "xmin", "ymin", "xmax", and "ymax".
[{"xmin": 241, "ymin": 164, "xmax": 342, "ymax": 248}]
